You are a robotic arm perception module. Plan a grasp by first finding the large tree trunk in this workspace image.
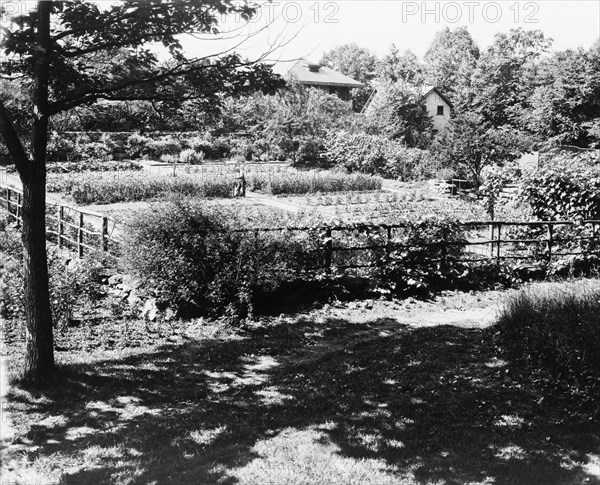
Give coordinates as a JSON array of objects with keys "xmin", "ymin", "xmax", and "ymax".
[
  {"xmin": 21, "ymin": 1, "xmax": 54, "ymax": 381},
  {"xmin": 21, "ymin": 172, "xmax": 54, "ymax": 380}
]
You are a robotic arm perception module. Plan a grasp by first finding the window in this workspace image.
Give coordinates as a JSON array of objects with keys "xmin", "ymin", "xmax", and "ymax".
[{"xmin": 437, "ymin": 105, "xmax": 444, "ymax": 115}]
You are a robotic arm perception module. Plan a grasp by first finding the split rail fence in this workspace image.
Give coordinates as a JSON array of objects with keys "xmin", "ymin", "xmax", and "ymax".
[
  {"xmin": 2, "ymin": 183, "xmax": 600, "ymax": 271},
  {"xmin": 1, "ymin": 185, "xmax": 119, "ymax": 257}
]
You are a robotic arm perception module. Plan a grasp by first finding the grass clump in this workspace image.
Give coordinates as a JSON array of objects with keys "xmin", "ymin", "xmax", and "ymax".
[
  {"xmin": 497, "ymin": 280, "xmax": 600, "ymax": 416},
  {"xmin": 47, "ymin": 171, "xmax": 234, "ymax": 204},
  {"xmin": 248, "ymin": 170, "xmax": 382, "ymax": 196}
]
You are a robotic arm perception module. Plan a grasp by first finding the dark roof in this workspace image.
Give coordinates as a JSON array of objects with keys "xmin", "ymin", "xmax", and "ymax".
[
  {"xmin": 284, "ymin": 59, "xmax": 363, "ymax": 89},
  {"xmin": 421, "ymin": 85, "xmax": 453, "ymax": 108}
]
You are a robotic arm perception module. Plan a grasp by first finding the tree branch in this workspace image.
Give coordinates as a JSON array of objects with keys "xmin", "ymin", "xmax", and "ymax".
[{"xmin": 0, "ymin": 98, "xmax": 29, "ymax": 177}]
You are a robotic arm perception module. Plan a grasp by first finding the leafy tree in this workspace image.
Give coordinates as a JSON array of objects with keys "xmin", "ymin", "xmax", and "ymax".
[
  {"xmin": 377, "ymin": 45, "xmax": 425, "ymax": 87},
  {"xmin": 432, "ymin": 112, "xmax": 532, "ymax": 187},
  {"xmin": 0, "ymin": 0, "xmax": 282, "ymax": 382},
  {"xmin": 471, "ymin": 28, "xmax": 552, "ymax": 128},
  {"xmin": 525, "ymin": 45, "xmax": 600, "ymax": 147},
  {"xmin": 220, "ymin": 80, "xmax": 354, "ymax": 164},
  {"xmin": 423, "ymin": 27, "xmax": 479, "ymax": 111},
  {"xmin": 364, "ymin": 82, "xmax": 432, "ymax": 149},
  {"xmin": 320, "ymin": 43, "xmax": 378, "ymax": 112}
]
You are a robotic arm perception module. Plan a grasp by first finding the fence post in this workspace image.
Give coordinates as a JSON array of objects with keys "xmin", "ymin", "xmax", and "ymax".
[
  {"xmin": 441, "ymin": 226, "xmax": 448, "ymax": 269},
  {"xmin": 58, "ymin": 205, "xmax": 64, "ymax": 248},
  {"xmin": 15, "ymin": 192, "xmax": 22, "ymax": 229},
  {"xmin": 385, "ymin": 225, "xmax": 392, "ymax": 266},
  {"xmin": 489, "ymin": 222, "xmax": 495, "ymax": 258},
  {"xmin": 77, "ymin": 212, "xmax": 84, "ymax": 258},
  {"xmin": 2, "ymin": 187, "xmax": 7, "ymax": 220},
  {"xmin": 102, "ymin": 216, "xmax": 109, "ymax": 252},
  {"xmin": 324, "ymin": 227, "xmax": 332, "ymax": 274},
  {"xmin": 546, "ymin": 223, "xmax": 553, "ymax": 261},
  {"xmin": 496, "ymin": 222, "xmax": 502, "ymax": 264}
]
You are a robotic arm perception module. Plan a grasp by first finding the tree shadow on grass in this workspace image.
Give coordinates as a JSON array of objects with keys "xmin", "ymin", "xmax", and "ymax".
[{"xmin": 4, "ymin": 316, "xmax": 600, "ymax": 484}]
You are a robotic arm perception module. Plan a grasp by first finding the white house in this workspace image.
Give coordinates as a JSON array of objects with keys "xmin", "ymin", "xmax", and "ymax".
[
  {"xmin": 421, "ymin": 86, "xmax": 453, "ymax": 134},
  {"xmin": 363, "ymin": 83, "xmax": 453, "ymax": 135}
]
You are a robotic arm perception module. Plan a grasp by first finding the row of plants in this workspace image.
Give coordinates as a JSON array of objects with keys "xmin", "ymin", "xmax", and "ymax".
[
  {"xmin": 47, "ymin": 171, "xmax": 233, "ymax": 204},
  {"xmin": 247, "ymin": 171, "xmax": 382, "ymax": 195},
  {"xmin": 7, "ymin": 160, "xmax": 142, "ymax": 174},
  {"xmin": 46, "ymin": 169, "xmax": 384, "ymax": 204}
]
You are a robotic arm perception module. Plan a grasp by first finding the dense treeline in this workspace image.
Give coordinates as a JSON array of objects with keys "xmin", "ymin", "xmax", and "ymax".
[{"xmin": 2, "ymin": 28, "xmax": 598, "ymax": 183}]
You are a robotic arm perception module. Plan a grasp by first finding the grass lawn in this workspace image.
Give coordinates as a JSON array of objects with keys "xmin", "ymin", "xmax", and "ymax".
[{"xmin": 2, "ymin": 292, "xmax": 600, "ymax": 484}]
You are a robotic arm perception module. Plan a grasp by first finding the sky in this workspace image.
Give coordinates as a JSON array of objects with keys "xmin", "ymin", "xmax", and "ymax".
[
  {"xmin": 176, "ymin": 0, "xmax": 600, "ymax": 74},
  {"xmin": 1, "ymin": 0, "xmax": 598, "ymax": 74}
]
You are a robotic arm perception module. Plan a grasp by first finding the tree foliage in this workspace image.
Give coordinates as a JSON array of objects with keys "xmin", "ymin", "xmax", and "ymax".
[
  {"xmin": 471, "ymin": 28, "xmax": 552, "ymax": 128},
  {"xmin": 377, "ymin": 45, "xmax": 425, "ymax": 87},
  {"xmin": 525, "ymin": 45, "xmax": 600, "ymax": 147},
  {"xmin": 432, "ymin": 112, "xmax": 532, "ymax": 187},
  {"xmin": 320, "ymin": 43, "xmax": 378, "ymax": 112},
  {"xmin": 364, "ymin": 82, "xmax": 433, "ymax": 149},
  {"xmin": 219, "ymin": 81, "xmax": 355, "ymax": 164},
  {"xmin": 0, "ymin": 0, "xmax": 283, "ymax": 381},
  {"xmin": 423, "ymin": 27, "xmax": 479, "ymax": 111}
]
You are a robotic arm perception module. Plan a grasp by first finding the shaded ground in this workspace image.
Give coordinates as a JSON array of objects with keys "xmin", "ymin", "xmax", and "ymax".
[{"xmin": 2, "ymin": 292, "xmax": 599, "ymax": 484}]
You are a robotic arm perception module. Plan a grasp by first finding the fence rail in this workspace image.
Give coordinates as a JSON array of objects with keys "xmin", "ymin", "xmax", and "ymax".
[
  {"xmin": 2, "ymin": 183, "xmax": 600, "ymax": 271},
  {"xmin": 1, "ymin": 185, "xmax": 119, "ymax": 257}
]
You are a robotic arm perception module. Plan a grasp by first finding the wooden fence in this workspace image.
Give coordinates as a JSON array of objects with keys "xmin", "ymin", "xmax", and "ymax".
[
  {"xmin": 2, "ymin": 182, "xmax": 600, "ymax": 269},
  {"xmin": 241, "ymin": 220, "xmax": 600, "ymax": 272},
  {"xmin": 1, "ymin": 185, "xmax": 119, "ymax": 257}
]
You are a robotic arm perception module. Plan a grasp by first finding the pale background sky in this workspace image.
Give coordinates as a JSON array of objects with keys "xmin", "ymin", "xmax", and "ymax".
[
  {"xmin": 178, "ymin": 0, "xmax": 600, "ymax": 74},
  {"xmin": 2, "ymin": 1, "xmax": 599, "ymax": 74}
]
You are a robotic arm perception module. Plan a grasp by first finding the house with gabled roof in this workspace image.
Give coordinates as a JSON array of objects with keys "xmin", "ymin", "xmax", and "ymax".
[
  {"xmin": 421, "ymin": 85, "xmax": 453, "ymax": 134},
  {"xmin": 284, "ymin": 59, "xmax": 363, "ymax": 101},
  {"xmin": 363, "ymin": 82, "xmax": 453, "ymax": 135}
]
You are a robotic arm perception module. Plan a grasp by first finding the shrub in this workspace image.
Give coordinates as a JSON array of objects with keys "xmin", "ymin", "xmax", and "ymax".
[
  {"xmin": 520, "ymin": 162, "xmax": 600, "ymax": 221},
  {"xmin": 325, "ymin": 131, "xmax": 435, "ymax": 180},
  {"xmin": 0, "ymin": 229, "xmax": 105, "ymax": 325},
  {"xmin": 147, "ymin": 135, "xmax": 182, "ymax": 159},
  {"xmin": 295, "ymin": 137, "xmax": 329, "ymax": 168},
  {"xmin": 377, "ymin": 218, "xmax": 469, "ymax": 296},
  {"xmin": 76, "ymin": 141, "xmax": 112, "ymax": 162},
  {"xmin": 497, "ymin": 281, "xmax": 600, "ymax": 416},
  {"xmin": 179, "ymin": 148, "xmax": 204, "ymax": 164},
  {"xmin": 123, "ymin": 200, "xmax": 321, "ymax": 318},
  {"xmin": 160, "ymin": 154, "xmax": 178, "ymax": 164},
  {"xmin": 47, "ymin": 134, "xmax": 78, "ymax": 162},
  {"xmin": 188, "ymin": 134, "xmax": 231, "ymax": 160},
  {"xmin": 127, "ymin": 133, "xmax": 153, "ymax": 159}
]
